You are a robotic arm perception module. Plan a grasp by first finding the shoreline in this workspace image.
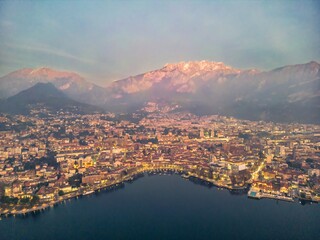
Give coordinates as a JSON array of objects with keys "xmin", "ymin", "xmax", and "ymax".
[
  {"xmin": 247, "ymin": 189, "xmax": 295, "ymax": 202},
  {"xmin": 0, "ymin": 166, "xmax": 239, "ymax": 217},
  {"xmin": 0, "ymin": 166, "xmax": 315, "ymax": 218}
]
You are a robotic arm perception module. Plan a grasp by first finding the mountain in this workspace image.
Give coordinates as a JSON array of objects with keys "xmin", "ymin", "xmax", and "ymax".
[
  {"xmin": 231, "ymin": 61, "xmax": 320, "ymax": 123},
  {"xmin": 105, "ymin": 61, "xmax": 253, "ymax": 111},
  {"xmin": 0, "ymin": 67, "xmax": 108, "ymax": 106},
  {"xmin": 109, "ymin": 61, "xmax": 243, "ymax": 94},
  {"xmin": 107, "ymin": 61, "xmax": 320, "ymax": 123},
  {"xmin": 0, "ymin": 61, "xmax": 319, "ymax": 123},
  {"xmin": 0, "ymin": 82, "xmax": 102, "ymax": 115}
]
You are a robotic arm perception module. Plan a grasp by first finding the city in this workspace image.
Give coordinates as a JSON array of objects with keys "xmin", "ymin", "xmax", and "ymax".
[
  {"xmin": 0, "ymin": 1, "xmax": 319, "ymax": 239},
  {"xmin": 1, "ymin": 105, "xmax": 319, "ymax": 217}
]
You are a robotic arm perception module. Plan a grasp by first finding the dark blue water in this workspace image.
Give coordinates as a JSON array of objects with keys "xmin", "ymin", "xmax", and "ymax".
[{"xmin": 0, "ymin": 174, "xmax": 319, "ymax": 240}]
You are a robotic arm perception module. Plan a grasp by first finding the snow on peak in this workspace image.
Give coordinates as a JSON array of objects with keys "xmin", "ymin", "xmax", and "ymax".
[
  {"xmin": 163, "ymin": 60, "xmax": 239, "ymax": 74},
  {"xmin": 22, "ymin": 67, "xmax": 85, "ymax": 82},
  {"xmin": 29, "ymin": 67, "xmax": 58, "ymax": 75}
]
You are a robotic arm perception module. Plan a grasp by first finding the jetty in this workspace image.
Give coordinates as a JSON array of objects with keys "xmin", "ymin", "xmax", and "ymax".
[{"xmin": 248, "ymin": 190, "xmax": 294, "ymax": 202}]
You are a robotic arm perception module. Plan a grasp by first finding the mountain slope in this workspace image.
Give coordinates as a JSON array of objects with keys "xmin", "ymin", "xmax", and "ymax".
[
  {"xmin": 0, "ymin": 67, "xmax": 108, "ymax": 106},
  {"xmin": 107, "ymin": 61, "xmax": 320, "ymax": 123},
  {"xmin": 0, "ymin": 82, "xmax": 102, "ymax": 115},
  {"xmin": 0, "ymin": 61, "xmax": 319, "ymax": 123},
  {"xmin": 232, "ymin": 61, "xmax": 320, "ymax": 123},
  {"xmin": 108, "ymin": 61, "xmax": 244, "ymax": 95}
]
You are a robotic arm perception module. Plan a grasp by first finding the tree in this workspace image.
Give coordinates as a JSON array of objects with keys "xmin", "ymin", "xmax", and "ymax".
[
  {"xmin": 238, "ymin": 133, "xmax": 251, "ymax": 140},
  {"xmin": 306, "ymin": 158, "xmax": 314, "ymax": 164},
  {"xmin": 31, "ymin": 195, "xmax": 40, "ymax": 205},
  {"xmin": 0, "ymin": 196, "xmax": 19, "ymax": 204},
  {"xmin": 20, "ymin": 197, "xmax": 30, "ymax": 204},
  {"xmin": 68, "ymin": 174, "xmax": 82, "ymax": 187}
]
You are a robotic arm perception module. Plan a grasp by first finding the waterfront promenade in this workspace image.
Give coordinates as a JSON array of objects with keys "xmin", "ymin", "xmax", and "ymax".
[
  {"xmin": 0, "ymin": 163, "xmax": 247, "ymax": 217},
  {"xmin": 2, "ymin": 163, "xmax": 317, "ymax": 217}
]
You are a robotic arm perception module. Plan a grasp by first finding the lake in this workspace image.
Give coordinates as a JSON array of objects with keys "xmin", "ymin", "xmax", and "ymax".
[{"xmin": 0, "ymin": 174, "xmax": 319, "ymax": 240}]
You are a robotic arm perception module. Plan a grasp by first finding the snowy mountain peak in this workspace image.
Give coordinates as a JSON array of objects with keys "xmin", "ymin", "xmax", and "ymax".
[
  {"xmin": 5, "ymin": 67, "xmax": 84, "ymax": 82},
  {"xmin": 163, "ymin": 60, "xmax": 239, "ymax": 73}
]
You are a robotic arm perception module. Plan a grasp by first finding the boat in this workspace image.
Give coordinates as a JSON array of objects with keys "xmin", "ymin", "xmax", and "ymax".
[
  {"xmin": 82, "ymin": 190, "xmax": 95, "ymax": 196},
  {"xmin": 181, "ymin": 174, "xmax": 189, "ymax": 179}
]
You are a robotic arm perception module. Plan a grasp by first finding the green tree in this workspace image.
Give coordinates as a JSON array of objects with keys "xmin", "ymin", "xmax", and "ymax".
[
  {"xmin": 31, "ymin": 195, "xmax": 40, "ymax": 205},
  {"xmin": 20, "ymin": 197, "xmax": 30, "ymax": 204}
]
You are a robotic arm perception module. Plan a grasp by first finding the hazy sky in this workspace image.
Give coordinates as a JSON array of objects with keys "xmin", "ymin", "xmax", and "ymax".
[{"xmin": 0, "ymin": 0, "xmax": 319, "ymax": 86}]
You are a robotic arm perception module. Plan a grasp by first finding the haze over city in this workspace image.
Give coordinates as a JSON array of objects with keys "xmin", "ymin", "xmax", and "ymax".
[{"xmin": 0, "ymin": 0, "xmax": 319, "ymax": 85}]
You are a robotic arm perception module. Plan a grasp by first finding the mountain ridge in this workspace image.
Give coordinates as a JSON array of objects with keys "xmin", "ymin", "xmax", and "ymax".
[
  {"xmin": 0, "ymin": 67, "xmax": 108, "ymax": 106},
  {"xmin": 0, "ymin": 60, "xmax": 319, "ymax": 123},
  {"xmin": 0, "ymin": 82, "xmax": 102, "ymax": 115}
]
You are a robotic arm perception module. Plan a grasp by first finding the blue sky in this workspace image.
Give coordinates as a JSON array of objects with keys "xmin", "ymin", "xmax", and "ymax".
[{"xmin": 0, "ymin": 0, "xmax": 319, "ymax": 85}]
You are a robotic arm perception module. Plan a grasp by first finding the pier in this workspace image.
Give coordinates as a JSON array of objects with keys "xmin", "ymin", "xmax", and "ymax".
[{"xmin": 248, "ymin": 190, "xmax": 294, "ymax": 202}]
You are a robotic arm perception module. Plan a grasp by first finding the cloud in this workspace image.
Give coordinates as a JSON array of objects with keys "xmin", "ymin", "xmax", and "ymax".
[{"xmin": 4, "ymin": 42, "xmax": 96, "ymax": 64}]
